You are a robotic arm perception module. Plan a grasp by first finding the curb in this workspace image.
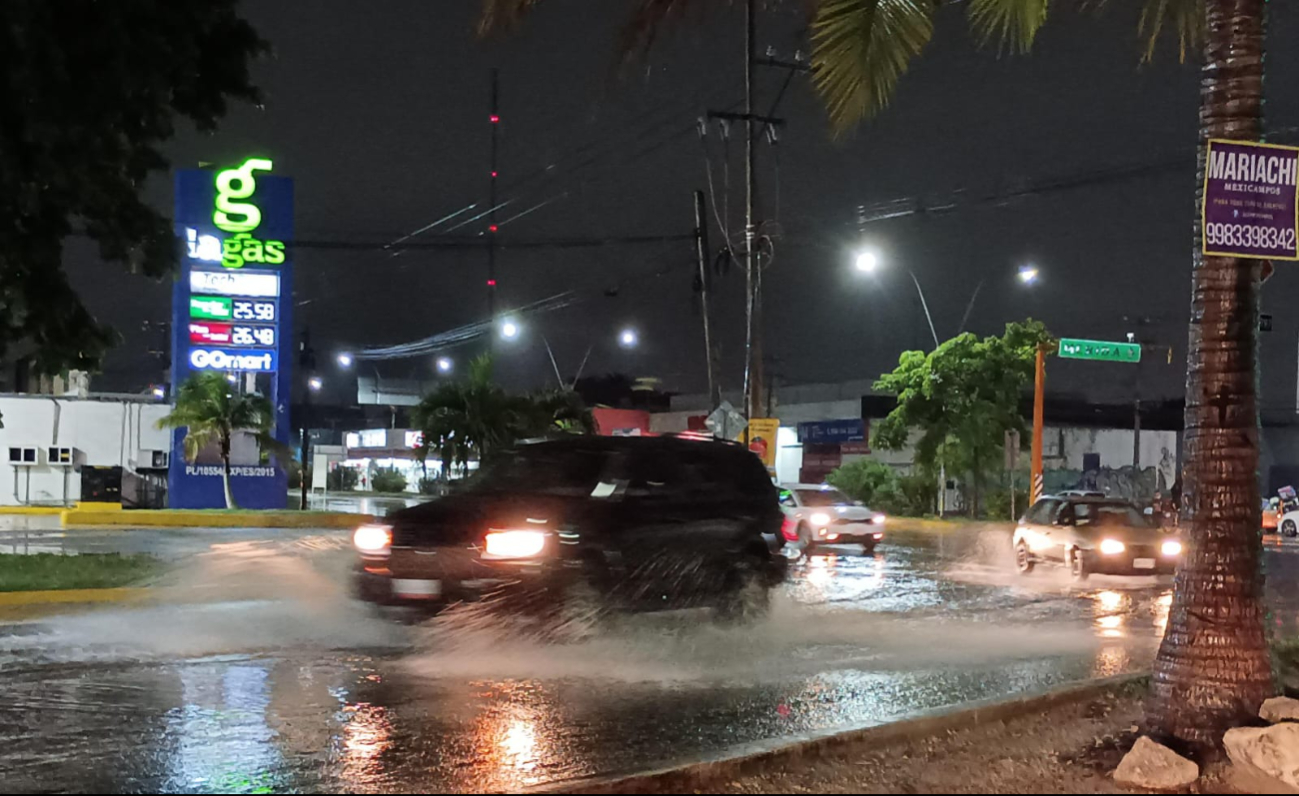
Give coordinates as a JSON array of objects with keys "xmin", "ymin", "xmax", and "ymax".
[
  {"xmin": 0, "ymin": 501, "xmax": 122, "ymax": 517},
  {"xmin": 533, "ymin": 673, "xmax": 1148, "ymax": 794},
  {"xmin": 0, "ymin": 587, "xmax": 151, "ymax": 607},
  {"xmin": 61, "ymin": 509, "xmax": 372, "ymax": 529}
]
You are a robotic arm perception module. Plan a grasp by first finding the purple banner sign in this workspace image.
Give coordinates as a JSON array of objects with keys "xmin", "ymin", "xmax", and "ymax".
[{"xmin": 1203, "ymin": 139, "xmax": 1299, "ymax": 261}]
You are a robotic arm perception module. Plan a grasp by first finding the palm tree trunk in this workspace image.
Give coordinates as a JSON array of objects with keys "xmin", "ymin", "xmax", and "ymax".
[
  {"xmin": 1147, "ymin": 0, "xmax": 1273, "ymax": 754},
  {"xmin": 220, "ymin": 436, "xmax": 238, "ymax": 510}
]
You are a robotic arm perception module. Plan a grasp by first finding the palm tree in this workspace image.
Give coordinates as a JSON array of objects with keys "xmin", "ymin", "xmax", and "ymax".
[
  {"xmin": 412, "ymin": 354, "xmax": 518, "ymax": 478},
  {"xmin": 483, "ymin": 0, "xmax": 1271, "ymax": 752},
  {"xmin": 412, "ymin": 354, "xmax": 593, "ymax": 478},
  {"xmin": 156, "ymin": 372, "xmax": 286, "ymax": 509}
]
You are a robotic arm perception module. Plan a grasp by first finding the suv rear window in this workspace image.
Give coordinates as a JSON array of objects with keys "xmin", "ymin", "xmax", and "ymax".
[{"xmin": 474, "ymin": 447, "xmax": 610, "ymax": 496}]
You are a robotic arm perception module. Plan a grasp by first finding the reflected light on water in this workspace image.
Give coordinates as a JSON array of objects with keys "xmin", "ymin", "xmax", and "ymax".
[
  {"xmin": 500, "ymin": 719, "xmax": 539, "ymax": 772},
  {"xmin": 1154, "ymin": 592, "xmax": 1172, "ymax": 634},
  {"xmin": 1097, "ymin": 590, "xmax": 1126, "ymax": 613},
  {"xmin": 342, "ymin": 703, "xmax": 392, "ymax": 762},
  {"xmin": 1094, "ymin": 644, "xmax": 1132, "ymax": 677},
  {"xmin": 806, "ymin": 555, "xmax": 836, "ymax": 588},
  {"xmin": 470, "ymin": 697, "xmax": 558, "ymax": 789},
  {"xmin": 1096, "ymin": 614, "xmax": 1125, "ymax": 638}
]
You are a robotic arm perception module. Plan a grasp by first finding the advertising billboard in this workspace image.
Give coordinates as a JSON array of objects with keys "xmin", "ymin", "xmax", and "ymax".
[{"xmin": 170, "ymin": 159, "xmax": 293, "ymax": 509}]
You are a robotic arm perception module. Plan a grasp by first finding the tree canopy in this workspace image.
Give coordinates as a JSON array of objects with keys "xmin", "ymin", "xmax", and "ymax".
[
  {"xmin": 872, "ymin": 319, "xmax": 1051, "ymax": 513},
  {"xmin": 479, "ymin": 0, "xmax": 1203, "ymax": 134},
  {"xmin": 0, "ymin": 1, "xmax": 266, "ymax": 373}
]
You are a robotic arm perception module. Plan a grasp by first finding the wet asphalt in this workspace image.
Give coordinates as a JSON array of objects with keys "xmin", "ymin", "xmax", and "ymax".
[{"xmin": 2, "ymin": 524, "xmax": 1297, "ymax": 794}]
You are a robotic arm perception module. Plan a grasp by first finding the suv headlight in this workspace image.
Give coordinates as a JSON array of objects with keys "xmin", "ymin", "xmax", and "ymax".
[
  {"xmin": 353, "ymin": 524, "xmax": 393, "ymax": 556},
  {"xmin": 810, "ymin": 512, "xmax": 832, "ymax": 527},
  {"xmin": 1099, "ymin": 539, "xmax": 1126, "ymax": 556},
  {"xmin": 1161, "ymin": 540, "xmax": 1183, "ymax": 557}
]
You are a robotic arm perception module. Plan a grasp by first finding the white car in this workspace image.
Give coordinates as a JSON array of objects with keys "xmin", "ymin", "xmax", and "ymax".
[
  {"xmin": 1280, "ymin": 509, "xmax": 1299, "ymax": 538},
  {"xmin": 778, "ymin": 483, "xmax": 885, "ymax": 552}
]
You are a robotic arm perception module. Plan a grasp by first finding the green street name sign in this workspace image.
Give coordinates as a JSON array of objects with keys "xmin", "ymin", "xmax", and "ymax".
[
  {"xmin": 1058, "ymin": 338, "xmax": 1141, "ymax": 363},
  {"xmin": 190, "ymin": 296, "xmax": 233, "ymax": 321}
]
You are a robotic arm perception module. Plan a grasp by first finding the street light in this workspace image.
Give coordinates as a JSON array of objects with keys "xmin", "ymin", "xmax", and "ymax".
[
  {"xmin": 337, "ymin": 352, "xmax": 354, "ymax": 368},
  {"xmin": 1017, "ymin": 265, "xmax": 1040, "ymax": 285},
  {"xmin": 436, "ymin": 356, "xmax": 453, "ymax": 373},
  {"xmin": 151, "ymin": 386, "xmax": 165, "ymax": 400},
  {"xmin": 854, "ymin": 250, "xmax": 879, "ymax": 273},
  {"xmin": 619, "ymin": 328, "xmax": 638, "ymax": 348},
  {"xmin": 308, "ymin": 376, "xmax": 323, "ymax": 391},
  {"xmin": 853, "ymin": 249, "xmax": 938, "ymax": 348},
  {"xmin": 501, "ymin": 319, "xmax": 519, "ymax": 340}
]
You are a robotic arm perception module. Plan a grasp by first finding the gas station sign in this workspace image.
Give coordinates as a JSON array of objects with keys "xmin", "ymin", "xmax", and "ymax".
[{"xmin": 171, "ymin": 157, "xmax": 294, "ymax": 509}]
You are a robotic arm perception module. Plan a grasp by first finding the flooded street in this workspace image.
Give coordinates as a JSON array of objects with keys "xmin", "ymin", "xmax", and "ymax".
[{"xmin": 1, "ymin": 525, "xmax": 1295, "ymax": 793}]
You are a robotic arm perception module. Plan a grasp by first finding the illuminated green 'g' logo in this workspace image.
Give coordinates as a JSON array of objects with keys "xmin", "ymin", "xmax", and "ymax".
[{"xmin": 213, "ymin": 158, "xmax": 273, "ymax": 233}]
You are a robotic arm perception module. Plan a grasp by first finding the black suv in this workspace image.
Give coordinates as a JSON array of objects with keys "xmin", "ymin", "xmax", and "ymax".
[{"xmin": 352, "ymin": 435, "xmax": 787, "ymax": 618}]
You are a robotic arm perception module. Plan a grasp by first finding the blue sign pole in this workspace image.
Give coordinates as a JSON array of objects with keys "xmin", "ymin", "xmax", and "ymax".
[{"xmin": 169, "ymin": 164, "xmax": 294, "ymax": 509}]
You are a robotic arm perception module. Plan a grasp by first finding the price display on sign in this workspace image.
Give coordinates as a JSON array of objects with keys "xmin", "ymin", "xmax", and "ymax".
[
  {"xmin": 190, "ymin": 322, "xmax": 233, "ymax": 345},
  {"xmin": 230, "ymin": 325, "xmax": 276, "ymax": 347},
  {"xmin": 232, "ymin": 299, "xmax": 276, "ymax": 322}
]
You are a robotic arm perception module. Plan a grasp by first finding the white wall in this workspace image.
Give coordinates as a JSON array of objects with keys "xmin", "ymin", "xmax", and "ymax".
[{"xmin": 0, "ymin": 395, "xmax": 171, "ymax": 505}]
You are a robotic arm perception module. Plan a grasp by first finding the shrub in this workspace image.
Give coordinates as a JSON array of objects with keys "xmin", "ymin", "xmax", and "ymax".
[
  {"xmin": 827, "ymin": 460, "xmax": 937, "ymax": 517},
  {"xmin": 827, "ymin": 460, "xmax": 897, "ymax": 506},
  {"xmin": 370, "ymin": 467, "xmax": 408, "ymax": 493},
  {"xmin": 327, "ymin": 466, "xmax": 359, "ymax": 491}
]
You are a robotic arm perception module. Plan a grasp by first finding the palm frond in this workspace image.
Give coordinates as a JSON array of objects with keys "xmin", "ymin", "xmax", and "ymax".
[
  {"xmin": 811, "ymin": 0, "xmax": 939, "ymax": 135},
  {"xmin": 1136, "ymin": 0, "xmax": 1203, "ymax": 62},
  {"xmin": 966, "ymin": 0, "xmax": 1051, "ymax": 55},
  {"xmin": 619, "ymin": 0, "xmax": 725, "ymax": 60},
  {"xmin": 253, "ymin": 431, "xmax": 292, "ymax": 462},
  {"xmin": 477, "ymin": 0, "xmax": 544, "ymax": 36}
]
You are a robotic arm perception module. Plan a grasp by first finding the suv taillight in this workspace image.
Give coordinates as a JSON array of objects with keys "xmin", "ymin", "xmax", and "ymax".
[{"xmin": 781, "ymin": 515, "xmax": 799, "ymax": 543}]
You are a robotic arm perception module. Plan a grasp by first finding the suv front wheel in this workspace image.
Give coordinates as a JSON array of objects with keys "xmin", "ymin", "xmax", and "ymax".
[
  {"xmin": 1070, "ymin": 549, "xmax": 1090, "ymax": 582},
  {"xmin": 1015, "ymin": 541, "xmax": 1034, "ymax": 574}
]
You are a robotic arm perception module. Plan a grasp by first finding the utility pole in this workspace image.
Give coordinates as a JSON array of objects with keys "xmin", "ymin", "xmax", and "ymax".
[
  {"xmin": 487, "ymin": 68, "xmax": 500, "ymax": 331},
  {"xmin": 743, "ymin": 0, "xmax": 759, "ymax": 425},
  {"xmin": 1133, "ymin": 342, "xmax": 1142, "ymax": 470},
  {"xmin": 702, "ymin": 3, "xmax": 805, "ymax": 427},
  {"xmin": 694, "ymin": 190, "xmax": 722, "ymax": 409},
  {"xmin": 298, "ymin": 327, "xmax": 317, "ymax": 511},
  {"xmin": 1030, "ymin": 343, "xmax": 1048, "ymax": 504}
]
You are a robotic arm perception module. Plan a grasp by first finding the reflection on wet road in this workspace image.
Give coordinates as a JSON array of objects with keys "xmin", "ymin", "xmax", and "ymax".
[{"xmin": 2, "ymin": 526, "xmax": 1297, "ymax": 793}]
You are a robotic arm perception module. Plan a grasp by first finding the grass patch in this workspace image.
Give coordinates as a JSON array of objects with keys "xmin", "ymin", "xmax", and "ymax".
[{"xmin": 0, "ymin": 553, "xmax": 162, "ymax": 592}]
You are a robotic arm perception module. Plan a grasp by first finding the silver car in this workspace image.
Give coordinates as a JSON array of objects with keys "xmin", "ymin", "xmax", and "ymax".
[
  {"xmin": 779, "ymin": 484, "xmax": 885, "ymax": 552},
  {"xmin": 1013, "ymin": 495, "xmax": 1183, "ymax": 581}
]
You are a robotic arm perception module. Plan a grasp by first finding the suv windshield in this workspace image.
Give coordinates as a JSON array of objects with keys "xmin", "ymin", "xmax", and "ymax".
[
  {"xmin": 473, "ymin": 448, "xmax": 610, "ymax": 496},
  {"xmin": 797, "ymin": 488, "xmax": 853, "ymax": 507},
  {"xmin": 1072, "ymin": 502, "xmax": 1150, "ymax": 529}
]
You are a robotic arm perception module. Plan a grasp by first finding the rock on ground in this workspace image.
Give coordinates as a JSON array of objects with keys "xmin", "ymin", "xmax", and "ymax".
[
  {"xmin": 1262, "ymin": 698, "xmax": 1299, "ymax": 724},
  {"xmin": 1113, "ymin": 736, "xmax": 1199, "ymax": 791},
  {"xmin": 1224, "ymin": 723, "xmax": 1299, "ymax": 793}
]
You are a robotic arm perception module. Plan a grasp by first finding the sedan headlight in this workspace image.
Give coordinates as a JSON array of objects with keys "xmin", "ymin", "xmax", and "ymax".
[
  {"xmin": 1099, "ymin": 539, "xmax": 1126, "ymax": 556},
  {"xmin": 810, "ymin": 512, "xmax": 832, "ymax": 527},
  {"xmin": 353, "ymin": 524, "xmax": 393, "ymax": 555},
  {"xmin": 1162, "ymin": 540, "xmax": 1183, "ymax": 557},
  {"xmin": 871, "ymin": 514, "xmax": 886, "ymax": 525},
  {"xmin": 484, "ymin": 529, "xmax": 548, "ymax": 559}
]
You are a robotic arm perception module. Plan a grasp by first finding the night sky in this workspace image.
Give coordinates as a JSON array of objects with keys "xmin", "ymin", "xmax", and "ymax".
[{"xmin": 67, "ymin": 1, "xmax": 1299, "ymax": 415}]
